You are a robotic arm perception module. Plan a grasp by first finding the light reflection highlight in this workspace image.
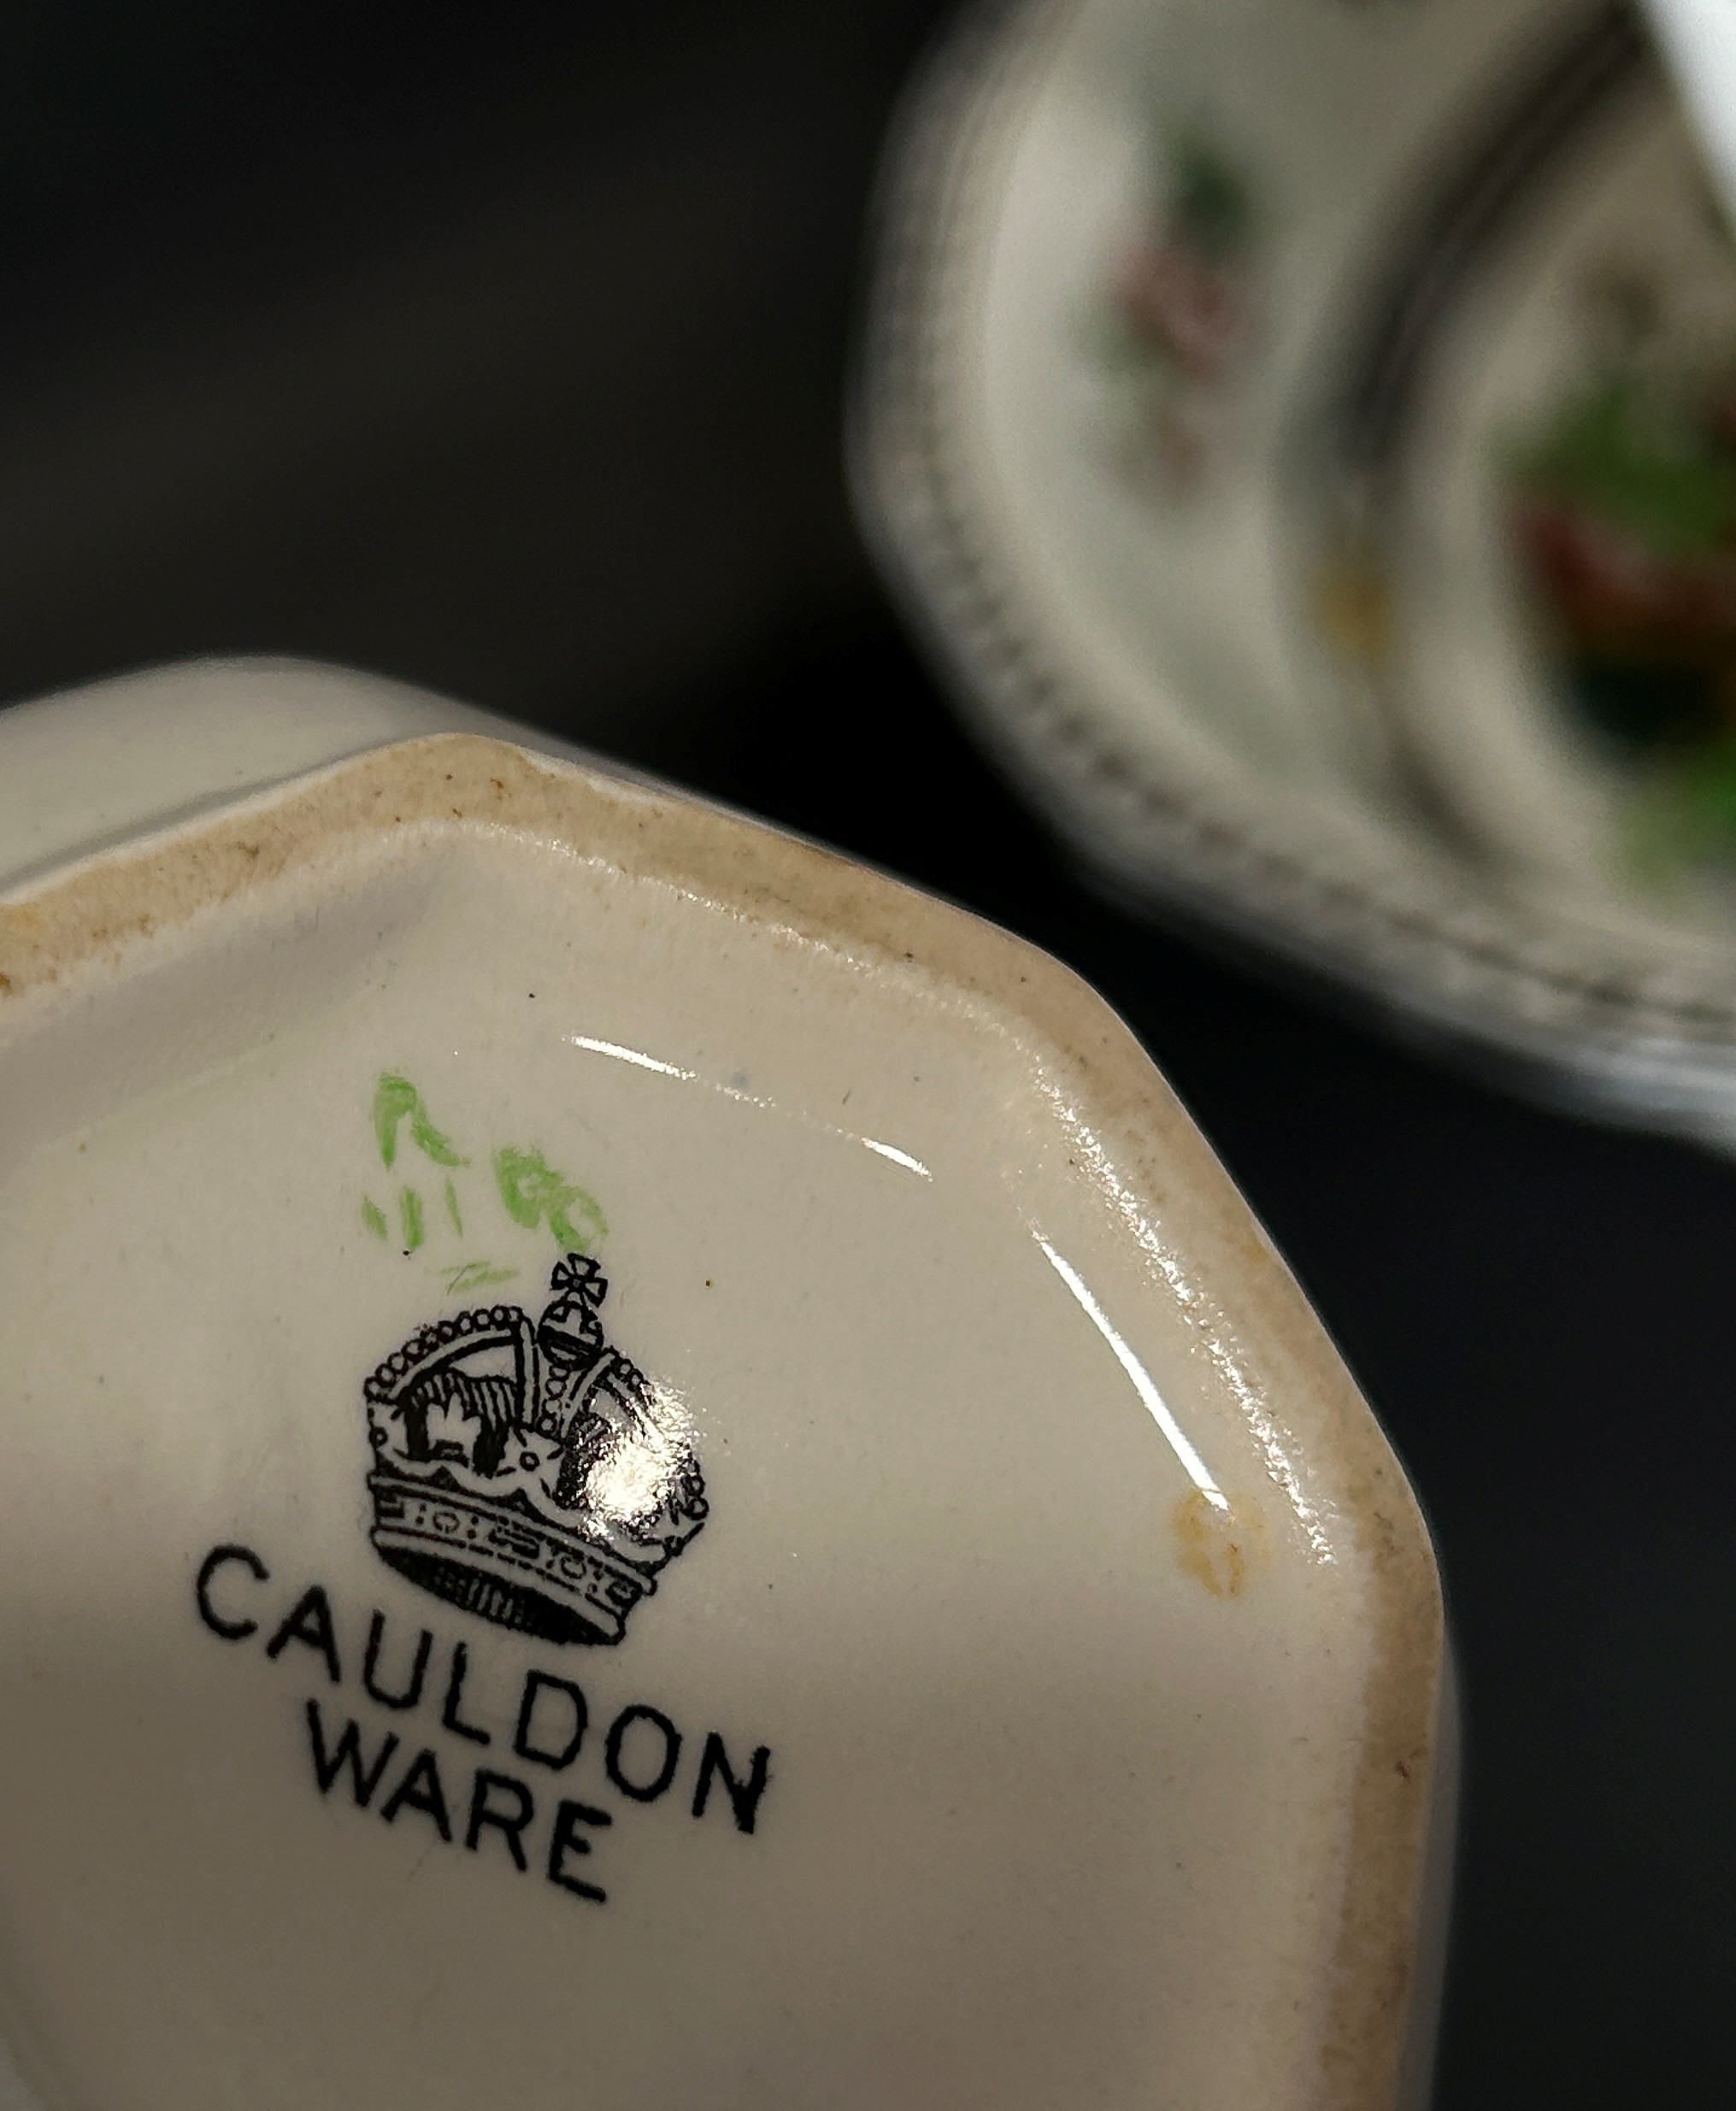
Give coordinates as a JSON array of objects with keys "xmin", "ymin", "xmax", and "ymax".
[
  {"xmin": 567, "ymin": 1033, "xmax": 694, "ymax": 1082},
  {"xmin": 1022, "ymin": 1079, "xmax": 1333, "ymax": 1561},
  {"xmin": 860, "ymin": 1136, "xmax": 933, "ymax": 1179},
  {"xmin": 585, "ymin": 1378, "xmax": 704, "ymax": 1536},
  {"xmin": 565, "ymin": 1032, "xmax": 932, "ymax": 1180},
  {"xmin": 1033, "ymin": 1231, "xmax": 1228, "ymax": 1510}
]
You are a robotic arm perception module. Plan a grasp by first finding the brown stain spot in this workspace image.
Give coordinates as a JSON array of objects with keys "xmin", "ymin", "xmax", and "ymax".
[{"xmin": 1171, "ymin": 1488, "xmax": 1267, "ymax": 1598}]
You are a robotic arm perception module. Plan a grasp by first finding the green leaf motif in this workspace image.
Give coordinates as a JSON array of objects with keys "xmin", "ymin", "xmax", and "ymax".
[
  {"xmin": 444, "ymin": 1178, "xmax": 463, "ymax": 1236},
  {"xmin": 1167, "ymin": 130, "xmax": 1254, "ymax": 263},
  {"xmin": 492, "ymin": 1144, "xmax": 607, "ymax": 1251},
  {"xmin": 1506, "ymin": 373, "xmax": 1736, "ymax": 561},
  {"xmin": 361, "ymin": 1197, "xmax": 389, "ymax": 1239},
  {"xmin": 374, "ymin": 1074, "xmax": 467, "ymax": 1169},
  {"xmin": 400, "ymin": 1187, "xmax": 425, "ymax": 1253},
  {"xmin": 441, "ymin": 1261, "xmax": 520, "ymax": 1292}
]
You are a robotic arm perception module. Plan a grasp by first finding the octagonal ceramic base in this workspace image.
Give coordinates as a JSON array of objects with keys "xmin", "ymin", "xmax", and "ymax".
[{"xmin": 0, "ymin": 666, "xmax": 1445, "ymax": 2110}]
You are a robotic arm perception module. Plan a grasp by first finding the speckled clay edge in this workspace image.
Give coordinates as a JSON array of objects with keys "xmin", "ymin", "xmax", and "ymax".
[
  {"xmin": 0, "ymin": 730, "xmax": 1442, "ymax": 2110},
  {"xmin": 850, "ymin": 0, "xmax": 1736, "ymax": 1123}
]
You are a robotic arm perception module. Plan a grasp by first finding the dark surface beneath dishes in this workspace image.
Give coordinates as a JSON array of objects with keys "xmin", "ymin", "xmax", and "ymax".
[{"xmin": 0, "ymin": 4, "xmax": 1730, "ymax": 2105}]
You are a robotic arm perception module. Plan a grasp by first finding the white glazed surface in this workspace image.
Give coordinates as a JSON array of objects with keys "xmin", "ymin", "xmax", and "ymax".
[
  {"xmin": 0, "ymin": 660, "xmax": 502, "ymax": 891},
  {"xmin": 0, "ymin": 685, "xmax": 1442, "ymax": 2109},
  {"xmin": 0, "ymin": 656, "xmax": 668, "ymax": 896}
]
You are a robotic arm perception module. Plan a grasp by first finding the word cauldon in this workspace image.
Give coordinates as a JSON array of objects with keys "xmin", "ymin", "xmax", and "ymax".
[{"xmin": 195, "ymin": 1542, "xmax": 774, "ymax": 1906}]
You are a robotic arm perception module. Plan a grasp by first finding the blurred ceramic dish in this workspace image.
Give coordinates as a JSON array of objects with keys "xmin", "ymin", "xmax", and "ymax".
[
  {"xmin": 0, "ymin": 662, "xmax": 1447, "ymax": 2109},
  {"xmin": 858, "ymin": 0, "xmax": 1736, "ymax": 1139}
]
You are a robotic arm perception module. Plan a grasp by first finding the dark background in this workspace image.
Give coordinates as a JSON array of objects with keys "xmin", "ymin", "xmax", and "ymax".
[{"xmin": 3, "ymin": 5, "xmax": 1731, "ymax": 2104}]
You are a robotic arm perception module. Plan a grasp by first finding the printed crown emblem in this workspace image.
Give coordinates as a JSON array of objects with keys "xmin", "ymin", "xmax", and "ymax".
[{"xmin": 364, "ymin": 1255, "xmax": 707, "ymax": 1645}]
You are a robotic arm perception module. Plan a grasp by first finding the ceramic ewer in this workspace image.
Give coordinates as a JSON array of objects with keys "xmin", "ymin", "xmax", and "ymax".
[
  {"xmin": 858, "ymin": 0, "xmax": 1736, "ymax": 1144},
  {"xmin": 0, "ymin": 660, "xmax": 1450, "ymax": 2110}
]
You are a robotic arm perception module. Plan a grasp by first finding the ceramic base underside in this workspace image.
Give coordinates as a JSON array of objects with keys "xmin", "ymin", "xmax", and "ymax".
[{"xmin": 0, "ymin": 737, "xmax": 1438, "ymax": 2111}]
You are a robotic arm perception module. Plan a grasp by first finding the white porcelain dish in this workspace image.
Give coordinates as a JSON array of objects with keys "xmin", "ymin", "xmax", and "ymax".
[
  {"xmin": 858, "ymin": 0, "xmax": 1736, "ymax": 1142},
  {"xmin": 0, "ymin": 662, "xmax": 1448, "ymax": 2109}
]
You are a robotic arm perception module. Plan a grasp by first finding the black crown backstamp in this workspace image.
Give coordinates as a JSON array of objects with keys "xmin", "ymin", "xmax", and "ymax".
[
  {"xmin": 365, "ymin": 1252, "xmax": 707, "ymax": 1648},
  {"xmin": 183, "ymin": 1075, "xmax": 754, "ymax": 1920}
]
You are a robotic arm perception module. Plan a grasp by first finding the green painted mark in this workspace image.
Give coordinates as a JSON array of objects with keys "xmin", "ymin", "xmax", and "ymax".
[
  {"xmin": 366, "ymin": 1075, "xmax": 606, "ymax": 1267},
  {"xmin": 374, "ymin": 1074, "xmax": 467, "ymax": 1169},
  {"xmin": 441, "ymin": 1260, "xmax": 520, "ymax": 1292},
  {"xmin": 493, "ymin": 1144, "xmax": 607, "ymax": 1250}
]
